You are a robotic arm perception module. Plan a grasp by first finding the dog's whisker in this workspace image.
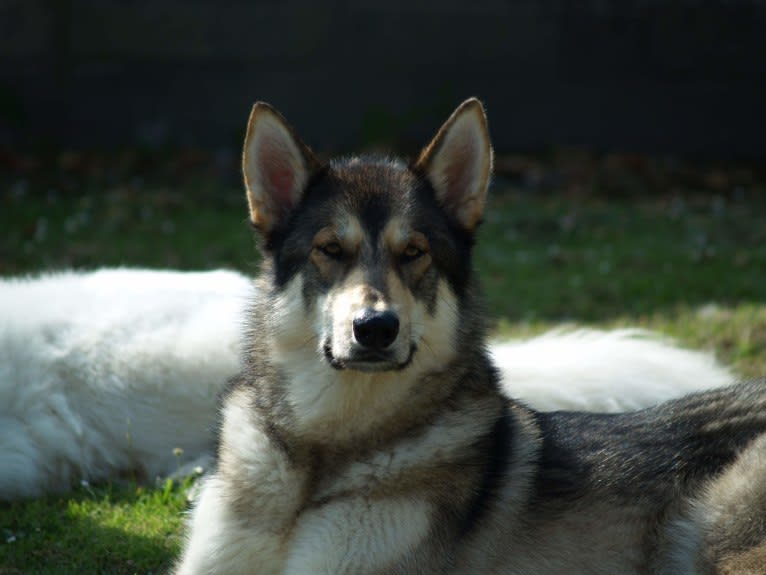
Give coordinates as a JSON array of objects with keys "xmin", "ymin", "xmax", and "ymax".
[
  {"xmin": 419, "ymin": 339, "xmax": 438, "ymax": 358},
  {"xmin": 436, "ymin": 297, "xmax": 461, "ymax": 319}
]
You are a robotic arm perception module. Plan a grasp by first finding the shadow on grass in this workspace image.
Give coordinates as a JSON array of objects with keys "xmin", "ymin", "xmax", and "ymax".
[{"xmin": 0, "ymin": 482, "xmax": 187, "ymax": 575}]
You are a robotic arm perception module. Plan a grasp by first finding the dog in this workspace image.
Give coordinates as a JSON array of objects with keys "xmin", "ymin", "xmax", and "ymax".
[
  {"xmin": 173, "ymin": 99, "xmax": 766, "ymax": 574},
  {"xmin": 0, "ymin": 268, "xmax": 249, "ymax": 499},
  {"xmin": 0, "ymin": 270, "xmax": 732, "ymax": 500}
]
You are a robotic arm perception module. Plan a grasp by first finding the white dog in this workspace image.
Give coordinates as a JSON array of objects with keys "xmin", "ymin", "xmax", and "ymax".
[{"xmin": 0, "ymin": 269, "xmax": 733, "ymax": 500}]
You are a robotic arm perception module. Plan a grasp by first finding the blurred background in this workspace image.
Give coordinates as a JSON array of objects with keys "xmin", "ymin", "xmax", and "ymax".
[
  {"xmin": 1, "ymin": 0, "xmax": 765, "ymax": 360},
  {"xmin": 2, "ymin": 0, "xmax": 765, "ymax": 154}
]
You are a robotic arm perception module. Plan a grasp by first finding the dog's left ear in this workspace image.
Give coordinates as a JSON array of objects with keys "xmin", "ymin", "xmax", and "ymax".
[
  {"xmin": 242, "ymin": 102, "xmax": 320, "ymax": 233},
  {"xmin": 414, "ymin": 98, "xmax": 493, "ymax": 232}
]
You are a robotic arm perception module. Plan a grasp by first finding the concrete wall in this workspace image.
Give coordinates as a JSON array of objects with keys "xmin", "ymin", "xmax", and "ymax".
[{"xmin": 1, "ymin": 0, "xmax": 764, "ymax": 156}]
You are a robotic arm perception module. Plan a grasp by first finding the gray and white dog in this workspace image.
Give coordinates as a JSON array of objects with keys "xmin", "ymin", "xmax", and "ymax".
[{"xmin": 174, "ymin": 99, "xmax": 766, "ymax": 574}]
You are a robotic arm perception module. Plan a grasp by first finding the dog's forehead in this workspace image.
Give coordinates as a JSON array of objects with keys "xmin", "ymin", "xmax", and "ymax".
[
  {"xmin": 332, "ymin": 158, "xmax": 416, "ymax": 207},
  {"xmin": 322, "ymin": 157, "xmax": 423, "ymax": 232}
]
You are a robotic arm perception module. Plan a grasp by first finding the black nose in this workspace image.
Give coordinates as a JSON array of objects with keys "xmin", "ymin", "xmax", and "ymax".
[{"xmin": 352, "ymin": 309, "xmax": 400, "ymax": 350}]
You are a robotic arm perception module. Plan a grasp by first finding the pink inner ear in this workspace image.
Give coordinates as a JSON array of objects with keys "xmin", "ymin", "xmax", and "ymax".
[
  {"xmin": 260, "ymin": 141, "xmax": 296, "ymax": 210},
  {"xmin": 444, "ymin": 144, "xmax": 474, "ymax": 204},
  {"xmin": 269, "ymin": 167, "xmax": 295, "ymax": 202}
]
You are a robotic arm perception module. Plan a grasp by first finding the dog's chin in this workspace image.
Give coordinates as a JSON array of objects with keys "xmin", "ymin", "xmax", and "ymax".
[{"xmin": 323, "ymin": 343, "xmax": 416, "ymax": 373}]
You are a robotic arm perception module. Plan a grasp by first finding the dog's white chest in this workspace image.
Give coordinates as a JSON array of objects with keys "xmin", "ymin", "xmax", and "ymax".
[{"xmin": 179, "ymin": 431, "xmax": 435, "ymax": 575}]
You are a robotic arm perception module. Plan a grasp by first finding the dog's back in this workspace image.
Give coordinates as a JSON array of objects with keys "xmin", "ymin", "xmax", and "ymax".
[{"xmin": 459, "ymin": 380, "xmax": 766, "ymax": 574}]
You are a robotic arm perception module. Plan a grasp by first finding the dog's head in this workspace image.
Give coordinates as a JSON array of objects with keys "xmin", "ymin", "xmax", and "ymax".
[{"xmin": 243, "ymin": 100, "xmax": 492, "ymax": 376}]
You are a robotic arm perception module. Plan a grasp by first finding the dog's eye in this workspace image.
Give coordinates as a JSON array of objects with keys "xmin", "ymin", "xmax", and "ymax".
[
  {"xmin": 401, "ymin": 244, "xmax": 425, "ymax": 262},
  {"xmin": 319, "ymin": 242, "xmax": 343, "ymax": 259}
]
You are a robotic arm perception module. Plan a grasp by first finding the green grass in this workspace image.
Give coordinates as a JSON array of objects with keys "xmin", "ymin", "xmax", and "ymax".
[
  {"xmin": 0, "ymin": 180, "xmax": 254, "ymax": 274},
  {"xmin": 0, "ymin": 479, "xmax": 191, "ymax": 575},
  {"xmin": 477, "ymin": 191, "xmax": 766, "ymax": 378},
  {"xmin": 480, "ymin": 193, "xmax": 766, "ymax": 321},
  {"xmin": 1, "ymin": 160, "xmax": 765, "ymax": 573}
]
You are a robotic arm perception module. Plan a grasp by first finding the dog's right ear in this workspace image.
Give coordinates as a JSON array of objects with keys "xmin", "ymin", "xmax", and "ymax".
[
  {"xmin": 242, "ymin": 103, "xmax": 320, "ymax": 233},
  {"xmin": 414, "ymin": 98, "xmax": 492, "ymax": 233}
]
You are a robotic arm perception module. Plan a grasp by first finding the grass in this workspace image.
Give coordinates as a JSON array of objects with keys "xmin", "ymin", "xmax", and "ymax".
[
  {"xmin": 481, "ymin": 192, "xmax": 766, "ymax": 321},
  {"xmin": 1, "ymin": 153, "xmax": 765, "ymax": 573},
  {"xmin": 478, "ymin": 191, "xmax": 766, "ymax": 377},
  {"xmin": 0, "ymin": 479, "xmax": 191, "ymax": 575}
]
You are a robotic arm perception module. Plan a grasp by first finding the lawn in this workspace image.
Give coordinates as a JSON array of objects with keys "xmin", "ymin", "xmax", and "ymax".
[
  {"xmin": 1, "ymin": 152, "xmax": 765, "ymax": 573},
  {"xmin": 1, "ymin": 480, "xmax": 191, "ymax": 575}
]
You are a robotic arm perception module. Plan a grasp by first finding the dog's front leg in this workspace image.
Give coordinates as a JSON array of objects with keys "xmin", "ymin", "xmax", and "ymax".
[
  {"xmin": 173, "ymin": 474, "xmax": 290, "ymax": 575},
  {"xmin": 175, "ymin": 392, "xmax": 310, "ymax": 575},
  {"xmin": 284, "ymin": 496, "xmax": 439, "ymax": 574}
]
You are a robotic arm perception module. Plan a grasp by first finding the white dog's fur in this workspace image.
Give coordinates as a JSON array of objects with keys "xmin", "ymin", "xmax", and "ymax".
[
  {"xmin": 0, "ymin": 269, "xmax": 248, "ymax": 499},
  {"xmin": 0, "ymin": 269, "xmax": 733, "ymax": 500}
]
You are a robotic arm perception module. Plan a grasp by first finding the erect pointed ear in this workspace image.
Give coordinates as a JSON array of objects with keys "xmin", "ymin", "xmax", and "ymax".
[
  {"xmin": 414, "ymin": 98, "xmax": 493, "ymax": 232},
  {"xmin": 242, "ymin": 102, "xmax": 320, "ymax": 233}
]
